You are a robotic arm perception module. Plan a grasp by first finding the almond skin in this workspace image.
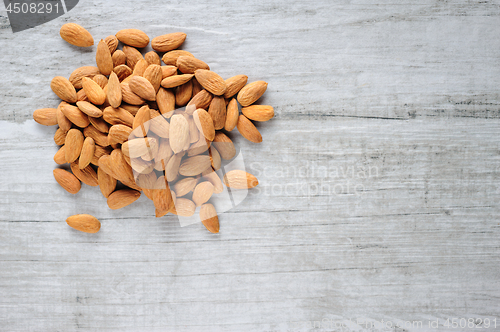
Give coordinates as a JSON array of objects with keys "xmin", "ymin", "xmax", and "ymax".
[
  {"xmin": 97, "ymin": 168, "xmax": 116, "ymax": 198},
  {"xmin": 93, "ymin": 74, "xmax": 108, "ymax": 89},
  {"xmin": 132, "ymin": 58, "xmax": 149, "ymax": 77},
  {"xmin": 237, "ymin": 114, "xmax": 262, "ymax": 143},
  {"xmin": 192, "ymin": 181, "xmax": 214, "ymax": 206},
  {"xmin": 224, "ymin": 75, "xmax": 248, "ymax": 98},
  {"xmin": 89, "ymin": 116, "xmax": 109, "ymax": 133},
  {"xmin": 104, "ymin": 35, "xmax": 118, "ymax": 54},
  {"xmin": 96, "ymin": 39, "xmax": 113, "ymax": 75},
  {"xmin": 169, "ymin": 114, "xmax": 190, "ymax": 154},
  {"xmin": 61, "ymin": 104, "xmax": 90, "ymax": 128},
  {"xmin": 103, "ymin": 106, "xmax": 134, "ymax": 127},
  {"xmin": 107, "ymin": 72, "xmax": 122, "ymax": 108},
  {"xmin": 70, "ymin": 162, "xmax": 99, "ymax": 187},
  {"xmin": 76, "ymin": 101, "xmax": 103, "ymax": 117},
  {"xmin": 112, "ymin": 50, "xmax": 127, "ymax": 67},
  {"xmin": 107, "ymin": 189, "xmax": 141, "ymax": 209},
  {"xmin": 129, "ymin": 76, "xmax": 156, "ymax": 101},
  {"xmin": 79, "ymin": 137, "xmax": 95, "ymax": 169},
  {"xmin": 143, "ymin": 64, "xmax": 163, "ymax": 93},
  {"xmin": 69, "ymin": 66, "xmax": 100, "ymax": 89},
  {"xmin": 152, "ymin": 32, "xmax": 187, "ymax": 52},
  {"xmin": 241, "ymin": 105, "xmax": 275, "ymax": 122},
  {"xmin": 114, "ymin": 64, "xmax": 133, "ymax": 81},
  {"xmin": 132, "ymin": 105, "xmax": 151, "ymax": 135},
  {"xmin": 237, "ymin": 81, "xmax": 268, "ymax": 107},
  {"xmin": 33, "ymin": 108, "xmax": 57, "ymax": 126},
  {"xmin": 54, "ymin": 146, "xmax": 67, "ymax": 164},
  {"xmin": 65, "ymin": 129, "xmax": 85, "ymax": 163},
  {"xmin": 121, "ymin": 82, "xmax": 145, "ymax": 105},
  {"xmin": 108, "ymin": 124, "xmax": 133, "ymax": 145},
  {"xmin": 208, "ymin": 96, "xmax": 226, "ymax": 130},
  {"xmin": 54, "ymin": 128, "xmax": 67, "ymax": 146},
  {"xmin": 83, "ymin": 125, "xmax": 109, "ymax": 147},
  {"xmin": 200, "ymin": 203, "xmax": 219, "ymax": 233},
  {"xmin": 122, "ymin": 45, "xmax": 143, "ymax": 69},
  {"xmin": 175, "ymin": 81, "xmax": 193, "ymax": 106},
  {"xmin": 82, "ymin": 77, "xmax": 106, "ymax": 105},
  {"xmin": 51, "ymin": 76, "xmax": 77, "ymax": 103},
  {"xmin": 212, "ymin": 132, "xmax": 236, "ymax": 160},
  {"xmin": 161, "ymin": 74, "xmax": 194, "ymax": 89},
  {"xmin": 60, "ymin": 23, "xmax": 94, "ymax": 47},
  {"xmin": 179, "ymin": 155, "xmax": 212, "ymax": 176},
  {"xmin": 193, "ymin": 109, "xmax": 215, "ymax": 141},
  {"xmin": 223, "ymin": 170, "xmax": 259, "ymax": 189},
  {"xmin": 156, "ymin": 88, "xmax": 175, "ymax": 116},
  {"xmin": 176, "ymin": 56, "xmax": 210, "ymax": 74},
  {"xmin": 188, "ymin": 90, "xmax": 213, "ymax": 110},
  {"xmin": 116, "ymin": 29, "xmax": 150, "ymax": 48},
  {"xmin": 224, "ymin": 98, "xmax": 239, "ymax": 131},
  {"xmin": 53, "ymin": 169, "xmax": 81, "ymax": 194},
  {"xmin": 66, "ymin": 214, "xmax": 101, "ymax": 233},
  {"xmin": 162, "ymin": 50, "xmax": 193, "ymax": 65},
  {"xmin": 194, "ymin": 69, "xmax": 227, "ymax": 96},
  {"xmin": 56, "ymin": 102, "xmax": 72, "ymax": 131},
  {"xmin": 145, "ymin": 51, "xmax": 161, "ymax": 65},
  {"xmin": 152, "ymin": 177, "xmax": 174, "ymax": 214}
]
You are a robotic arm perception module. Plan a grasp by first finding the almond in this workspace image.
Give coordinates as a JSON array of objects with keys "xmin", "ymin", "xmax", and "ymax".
[
  {"xmin": 83, "ymin": 125, "xmax": 109, "ymax": 147},
  {"xmin": 65, "ymin": 129, "xmax": 84, "ymax": 163},
  {"xmin": 223, "ymin": 170, "xmax": 259, "ymax": 189},
  {"xmin": 224, "ymin": 75, "xmax": 248, "ymax": 98},
  {"xmin": 193, "ymin": 109, "xmax": 215, "ymax": 141},
  {"xmin": 237, "ymin": 114, "xmax": 262, "ymax": 143},
  {"xmin": 203, "ymin": 170, "xmax": 224, "ymax": 194},
  {"xmin": 212, "ymin": 132, "xmax": 236, "ymax": 160},
  {"xmin": 56, "ymin": 102, "xmax": 72, "ymax": 131},
  {"xmin": 188, "ymin": 135, "xmax": 210, "ymax": 156},
  {"xmin": 161, "ymin": 65, "xmax": 178, "ymax": 79},
  {"xmin": 69, "ymin": 66, "xmax": 100, "ymax": 89},
  {"xmin": 92, "ymin": 146, "xmax": 112, "ymax": 166},
  {"xmin": 60, "ymin": 23, "xmax": 94, "ymax": 47},
  {"xmin": 152, "ymin": 176, "xmax": 173, "ymax": 209},
  {"xmin": 96, "ymin": 39, "xmax": 113, "ymax": 75},
  {"xmin": 33, "ymin": 108, "xmax": 57, "ymax": 126},
  {"xmin": 199, "ymin": 203, "xmax": 219, "ymax": 233},
  {"xmin": 171, "ymin": 198, "xmax": 195, "ymax": 217},
  {"xmin": 107, "ymin": 72, "xmax": 122, "ymax": 108},
  {"xmin": 175, "ymin": 81, "xmax": 193, "ymax": 106},
  {"xmin": 176, "ymin": 56, "xmax": 210, "ymax": 74},
  {"xmin": 194, "ymin": 69, "xmax": 227, "ymax": 96},
  {"xmin": 89, "ymin": 116, "xmax": 109, "ymax": 133},
  {"xmin": 155, "ymin": 138, "xmax": 173, "ymax": 163},
  {"xmin": 132, "ymin": 105, "xmax": 151, "ymax": 136},
  {"xmin": 169, "ymin": 114, "xmax": 190, "ymax": 154},
  {"xmin": 79, "ymin": 137, "xmax": 95, "ymax": 169},
  {"xmin": 129, "ymin": 76, "xmax": 156, "ymax": 101},
  {"xmin": 187, "ymin": 89, "xmax": 213, "ymax": 110},
  {"xmin": 53, "ymin": 169, "xmax": 81, "ymax": 194},
  {"xmin": 103, "ymin": 106, "xmax": 134, "ymax": 127},
  {"xmin": 187, "ymin": 114, "xmax": 199, "ymax": 143},
  {"xmin": 122, "ymin": 45, "xmax": 143, "ymax": 69},
  {"xmin": 54, "ymin": 146, "xmax": 67, "ymax": 164},
  {"xmin": 161, "ymin": 74, "xmax": 194, "ymax": 89},
  {"xmin": 165, "ymin": 152, "xmax": 184, "ymax": 182},
  {"xmin": 51, "ymin": 76, "xmax": 77, "ymax": 103},
  {"xmin": 66, "ymin": 214, "xmax": 101, "ymax": 233},
  {"xmin": 71, "ymin": 162, "xmax": 99, "ymax": 187},
  {"xmin": 82, "ymin": 77, "xmax": 106, "ymax": 105},
  {"xmin": 173, "ymin": 177, "xmax": 197, "ymax": 197},
  {"xmin": 143, "ymin": 64, "xmax": 163, "ymax": 93},
  {"xmin": 192, "ymin": 182, "xmax": 214, "ymax": 206},
  {"xmin": 121, "ymin": 82, "xmax": 145, "ymax": 105},
  {"xmin": 54, "ymin": 128, "xmax": 67, "ymax": 146},
  {"xmin": 109, "ymin": 149, "xmax": 142, "ymax": 190},
  {"xmin": 135, "ymin": 172, "xmax": 157, "ymax": 199},
  {"xmin": 61, "ymin": 104, "xmax": 90, "ymax": 128},
  {"xmin": 132, "ymin": 58, "xmax": 149, "ymax": 76},
  {"xmin": 179, "ymin": 155, "xmax": 212, "ymax": 176},
  {"xmin": 93, "ymin": 74, "xmax": 108, "ymax": 89},
  {"xmin": 224, "ymin": 98, "xmax": 239, "ymax": 131},
  {"xmin": 121, "ymin": 137, "xmax": 157, "ymax": 158},
  {"xmin": 149, "ymin": 114, "xmax": 170, "ymax": 138},
  {"xmin": 151, "ymin": 32, "xmax": 186, "ymax": 52},
  {"xmin": 209, "ymin": 146, "xmax": 221, "ymax": 170},
  {"xmin": 162, "ymin": 50, "xmax": 193, "ymax": 66},
  {"xmin": 156, "ymin": 87, "xmax": 175, "ymax": 116},
  {"xmin": 108, "ymin": 124, "xmax": 133, "ymax": 145},
  {"xmin": 208, "ymin": 96, "xmax": 226, "ymax": 130},
  {"xmin": 76, "ymin": 101, "xmax": 103, "ymax": 117},
  {"xmin": 107, "ymin": 189, "xmax": 141, "ymax": 209},
  {"xmin": 145, "ymin": 51, "xmax": 161, "ymax": 66},
  {"xmin": 114, "ymin": 64, "xmax": 133, "ymax": 81},
  {"xmin": 77, "ymin": 89, "xmax": 88, "ymax": 102},
  {"xmin": 116, "ymin": 29, "xmax": 150, "ymax": 48},
  {"xmin": 192, "ymin": 78, "xmax": 203, "ymax": 96},
  {"xmin": 237, "ymin": 81, "xmax": 268, "ymax": 106},
  {"xmin": 112, "ymin": 50, "xmax": 127, "ymax": 67},
  {"xmin": 241, "ymin": 105, "xmax": 274, "ymax": 122},
  {"xmin": 104, "ymin": 35, "xmax": 118, "ymax": 54}
]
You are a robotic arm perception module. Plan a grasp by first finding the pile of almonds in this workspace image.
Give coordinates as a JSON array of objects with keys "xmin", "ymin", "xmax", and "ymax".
[{"xmin": 33, "ymin": 24, "xmax": 273, "ymax": 234}]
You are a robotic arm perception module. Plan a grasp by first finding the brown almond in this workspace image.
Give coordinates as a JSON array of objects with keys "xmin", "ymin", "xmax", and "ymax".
[
  {"xmin": 112, "ymin": 50, "xmax": 127, "ymax": 67},
  {"xmin": 173, "ymin": 177, "xmax": 197, "ymax": 197},
  {"xmin": 120, "ymin": 104, "xmax": 141, "ymax": 116},
  {"xmin": 145, "ymin": 51, "xmax": 161, "ymax": 65},
  {"xmin": 56, "ymin": 102, "xmax": 72, "ymax": 131},
  {"xmin": 82, "ymin": 77, "xmax": 106, "ymax": 105},
  {"xmin": 61, "ymin": 104, "xmax": 89, "ymax": 128},
  {"xmin": 169, "ymin": 114, "xmax": 190, "ymax": 154},
  {"xmin": 237, "ymin": 114, "xmax": 262, "ymax": 143},
  {"xmin": 107, "ymin": 189, "xmax": 141, "ymax": 209},
  {"xmin": 165, "ymin": 152, "xmax": 184, "ymax": 182},
  {"xmin": 175, "ymin": 80, "xmax": 193, "ymax": 106},
  {"xmin": 66, "ymin": 214, "xmax": 100, "ymax": 233},
  {"xmin": 60, "ymin": 23, "xmax": 94, "ymax": 47},
  {"xmin": 51, "ymin": 76, "xmax": 77, "ymax": 103},
  {"xmin": 200, "ymin": 203, "xmax": 219, "ymax": 233},
  {"xmin": 156, "ymin": 87, "xmax": 175, "ymax": 116},
  {"xmin": 179, "ymin": 155, "xmax": 211, "ymax": 176},
  {"xmin": 143, "ymin": 64, "xmax": 163, "ymax": 93},
  {"xmin": 161, "ymin": 66, "xmax": 178, "ymax": 79},
  {"xmin": 129, "ymin": 76, "xmax": 156, "ymax": 101},
  {"xmin": 116, "ymin": 29, "xmax": 150, "ymax": 48},
  {"xmin": 54, "ymin": 128, "xmax": 67, "ymax": 146},
  {"xmin": 149, "ymin": 114, "xmax": 170, "ymax": 138},
  {"xmin": 172, "ymin": 198, "xmax": 196, "ymax": 217},
  {"xmin": 177, "ymin": 56, "xmax": 210, "ymax": 74},
  {"xmin": 69, "ymin": 66, "xmax": 100, "ymax": 89},
  {"xmin": 192, "ymin": 181, "xmax": 214, "ymax": 206},
  {"xmin": 104, "ymin": 35, "xmax": 118, "ymax": 54},
  {"xmin": 89, "ymin": 116, "xmax": 109, "ymax": 133},
  {"xmin": 108, "ymin": 124, "xmax": 133, "ymax": 145},
  {"xmin": 224, "ymin": 75, "xmax": 248, "ymax": 98},
  {"xmin": 152, "ymin": 32, "xmax": 186, "ymax": 52},
  {"xmin": 187, "ymin": 135, "xmax": 210, "ymax": 156},
  {"xmin": 122, "ymin": 45, "xmax": 143, "ymax": 69},
  {"xmin": 53, "ymin": 169, "xmax": 81, "ymax": 194},
  {"xmin": 237, "ymin": 81, "xmax": 268, "ymax": 107},
  {"xmin": 76, "ymin": 89, "xmax": 88, "ymax": 102},
  {"xmin": 71, "ymin": 162, "xmax": 98, "ymax": 187},
  {"xmin": 194, "ymin": 69, "xmax": 226, "ymax": 96},
  {"xmin": 161, "ymin": 74, "xmax": 194, "ymax": 89},
  {"xmin": 162, "ymin": 50, "xmax": 193, "ymax": 66},
  {"xmin": 109, "ymin": 150, "xmax": 142, "ymax": 190},
  {"xmin": 192, "ymin": 78, "xmax": 203, "ymax": 96},
  {"xmin": 187, "ymin": 114, "xmax": 199, "ymax": 143},
  {"xmin": 103, "ymin": 106, "xmax": 134, "ymax": 127},
  {"xmin": 76, "ymin": 101, "xmax": 103, "ymax": 117},
  {"xmin": 93, "ymin": 74, "xmax": 108, "ymax": 89},
  {"xmin": 203, "ymin": 170, "xmax": 224, "ymax": 194},
  {"xmin": 79, "ymin": 137, "xmax": 95, "ymax": 169},
  {"xmin": 83, "ymin": 125, "xmax": 109, "ymax": 147},
  {"xmin": 65, "ymin": 129, "xmax": 84, "ymax": 163},
  {"xmin": 132, "ymin": 105, "xmax": 151, "ymax": 135},
  {"xmin": 107, "ymin": 72, "xmax": 122, "ymax": 108},
  {"xmin": 96, "ymin": 39, "xmax": 113, "ymax": 75},
  {"xmin": 213, "ymin": 132, "xmax": 236, "ymax": 160},
  {"xmin": 208, "ymin": 96, "xmax": 226, "ymax": 130},
  {"xmin": 132, "ymin": 58, "xmax": 149, "ymax": 77},
  {"xmin": 121, "ymin": 137, "xmax": 157, "ymax": 158},
  {"xmin": 121, "ymin": 82, "xmax": 145, "ymax": 105},
  {"xmin": 152, "ymin": 176, "xmax": 174, "ymax": 214},
  {"xmin": 33, "ymin": 108, "xmax": 57, "ymax": 126},
  {"xmin": 209, "ymin": 146, "xmax": 221, "ymax": 170},
  {"xmin": 92, "ymin": 146, "xmax": 112, "ymax": 166},
  {"xmin": 135, "ymin": 172, "xmax": 157, "ymax": 199},
  {"xmin": 193, "ymin": 108, "xmax": 215, "ymax": 141},
  {"xmin": 187, "ymin": 89, "xmax": 213, "ymax": 110},
  {"xmin": 242, "ymin": 105, "xmax": 274, "ymax": 122},
  {"xmin": 224, "ymin": 98, "xmax": 239, "ymax": 131},
  {"xmin": 223, "ymin": 170, "xmax": 259, "ymax": 189},
  {"xmin": 97, "ymin": 167, "xmax": 116, "ymax": 198},
  {"xmin": 54, "ymin": 146, "xmax": 67, "ymax": 164},
  {"xmin": 114, "ymin": 64, "xmax": 133, "ymax": 81}
]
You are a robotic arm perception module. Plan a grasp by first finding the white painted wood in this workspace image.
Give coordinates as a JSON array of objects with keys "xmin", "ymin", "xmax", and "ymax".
[{"xmin": 0, "ymin": 0, "xmax": 499, "ymax": 331}]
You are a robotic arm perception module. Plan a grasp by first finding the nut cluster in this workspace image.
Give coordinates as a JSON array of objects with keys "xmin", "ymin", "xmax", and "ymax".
[{"xmin": 33, "ymin": 24, "xmax": 274, "ymax": 234}]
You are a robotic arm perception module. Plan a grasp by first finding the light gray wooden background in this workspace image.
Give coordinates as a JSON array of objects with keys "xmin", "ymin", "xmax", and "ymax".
[{"xmin": 1, "ymin": 0, "xmax": 499, "ymax": 331}]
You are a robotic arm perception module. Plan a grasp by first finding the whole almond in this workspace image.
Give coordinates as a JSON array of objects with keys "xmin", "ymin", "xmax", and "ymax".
[
  {"xmin": 145, "ymin": 51, "xmax": 161, "ymax": 65},
  {"xmin": 69, "ymin": 66, "xmax": 100, "ymax": 89},
  {"xmin": 56, "ymin": 102, "xmax": 72, "ymax": 131},
  {"xmin": 107, "ymin": 189, "xmax": 141, "ymax": 209},
  {"xmin": 103, "ymin": 106, "xmax": 134, "ymax": 127},
  {"xmin": 224, "ymin": 98, "xmax": 239, "ymax": 131},
  {"xmin": 194, "ymin": 69, "xmax": 227, "ymax": 96},
  {"xmin": 89, "ymin": 116, "xmax": 109, "ymax": 133},
  {"xmin": 53, "ymin": 169, "xmax": 81, "ymax": 194},
  {"xmin": 237, "ymin": 81, "xmax": 268, "ymax": 107},
  {"xmin": 129, "ymin": 76, "xmax": 156, "ymax": 101},
  {"xmin": 61, "ymin": 104, "xmax": 89, "ymax": 128},
  {"xmin": 104, "ymin": 35, "xmax": 118, "ymax": 53},
  {"xmin": 208, "ymin": 96, "xmax": 226, "ymax": 130},
  {"xmin": 165, "ymin": 152, "xmax": 184, "ymax": 182},
  {"xmin": 132, "ymin": 58, "xmax": 149, "ymax": 77},
  {"xmin": 114, "ymin": 64, "xmax": 133, "ymax": 81},
  {"xmin": 51, "ymin": 76, "xmax": 77, "ymax": 103},
  {"xmin": 213, "ymin": 132, "xmax": 236, "ymax": 160},
  {"xmin": 192, "ymin": 181, "xmax": 214, "ymax": 206},
  {"xmin": 152, "ymin": 32, "xmax": 186, "ymax": 52},
  {"xmin": 97, "ymin": 168, "xmax": 116, "ymax": 198},
  {"xmin": 237, "ymin": 114, "xmax": 262, "ymax": 143},
  {"xmin": 209, "ymin": 146, "xmax": 221, "ymax": 170},
  {"xmin": 242, "ymin": 105, "xmax": 274, "ymax": 122},
  {"xmin": 60, "ymin": 23, "xmax": 94, "ymax": 47},
  {"xmin": 202, "ymin": 170, "xmax": 224, "ymax": 194},
  {"xmin": 54, "ymin": 128, "xmax": 67, "ymax": 146},
  {"xmin": 120, "ymin": 104, "xmax": 141, "ymax": 116},
  {"xmin": 149, "ymin": 114, "xmax": 170, "ymax": 138},
  {"xmin": 77, "ymin": 89, "xmax": 88, "ymax": 102},
  {"xmin": 193, "ymin": 109, "xmax": 215, "ymax": 141},
  {"xmin": 82, "ymin": 77, "xmax": 106, "ymax": 105},
  {"xmin": 143, "ymin": 64, "xmax": 163, "ymax": 92},
  {"xmin": 112, "ymin": 50, "xmax": 127, "ymax": 67},
  {"xmin": 161, "ymin": 65, "xmax": 178, "ymax": 79},
  {"xmin": 122, "ymin": 45, "xmax": 143, "ymax": 69},
  {"xmin": 188, "ymin": 135, "xmax": 210, "ymax": 156},
  {"xmin": 54, "ymin": 146, "xmax": 67, "ymax": 164},
  {"xmin": 92, "ymin": 146, "xmax": 112, "ymax": 166},
  {"xmin": 188, "ymin": 89, "xmax": 213, "ymax": 110},
  {"xmin": 156, "ymin": 87, "xmax": 175, "ymax": 116},
  {"xmin": 162, "ymin": 50, "xmax": 193, "ymax": 65},
  {"xmin": 83, "ymin": 125, "xmax": 109, "ymax": 147},
  {"xmin": 96, "ymin": 39, "xmax": 113, "ymax": 75},
  {"xmin": 187, "ymin": 114, "xmax": 199, "ymax": 143},
  {"xmin": 66, "ymin": 214, "xmax": 100, "ymax": 233},
  {"xmin": 152, "ymin": 176, "xmax": 174, "ymax": 214},
  {"xmin": 179, "ymin": 155, "xmax": 212, "ymax": 176},
  {"xmin": 79, "ymin": 137, "xmax": 95, "ymax": 169},
  {"xmin": 110, "ymin": 150, "xmax": 142, "ymax": 190},
  {"xmin": 155, "ymin": 138, "xmax": 173, "ymax": 163},
  {"xmin": 108, "ymin": 125, "xmax": 133, "ymax": 145},
  {"xmin": 132, "ymin": 105, "xmax": 151, "ymax": 135},
  {"xmin": 173, "ymin": 177, "xmax": 197, "ymax": 197},
  {"xmin": 107, "ymin": 72, "xmax": 122, "ymax": 108},
  {"xmin": 223, "ymin": 170, "xmax": 259, "ymax": 189},
  {"xmin": 192, "ymin": 78, "xmax": 203, "ymax": 96},
  {"xmin": 224, "ymin": 75, "xmax": 248, "ymax": 98},
  {"xmin": 76, "ymin": 101, "xmax": 103, "ymax": 117},
  {"xmin": 65, "ymin": 129, "xmax": 84, "ymax": 163},
  {"xmin": 171, "ymin": 198, "xmax": 196, "ymax": 217},
  {"xmin": 175, "ymin": 81, "xmax": 193, "ymax": 106},
  {"xmin": 161, "ymin": 74, "xmax": 194, "ymax": 89},
  {"xmin": 121, "ymin": 137, "xmax": 157, "ymax": 158},
  {"xmin": 200, "ymin": 203, "xmax": 219, "ymax": 233},
  {"xmin": 93, "ymin": 74, "xmax": 108, "ymax": 89},
  {"xmin": 135, "ymin": 171, "xmax": 157, "ymax": 199},
  {"xmin": 169, "ymin": 114, "xmax": 190, "ymax": 154},
  {"xmin": 116, "ymin": 29, "xmax": 150, "ymax": 48},
  {"xmin": 33, "ymin": 108, "xmax": 57, "ymax": 126},
  {"xmin": 177, "ymin": 56, "xmax": 210, "ymax": 74},
  {"xmin": 71, "ymin": 162, "xmax": 99, "ymax": 187},
  {"xmin": 121, "ymin": 82, "xmax": 145, "ymax": 105}
]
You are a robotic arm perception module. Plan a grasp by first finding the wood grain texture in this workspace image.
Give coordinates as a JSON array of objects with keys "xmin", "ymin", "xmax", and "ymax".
[{"xmin": 1, "ymin": 0, "xmax": 500, "ymax": 331}]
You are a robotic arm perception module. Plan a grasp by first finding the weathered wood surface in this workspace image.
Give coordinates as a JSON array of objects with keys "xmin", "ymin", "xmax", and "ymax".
[{"xmin": 0, "ymin": 0, "xmax": 499, "ymax": 331}]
